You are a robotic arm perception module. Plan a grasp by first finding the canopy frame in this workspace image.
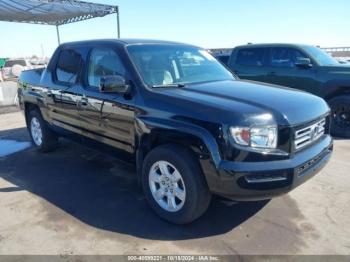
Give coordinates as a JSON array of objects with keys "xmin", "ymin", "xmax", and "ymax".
[{"xmin": 0, "ymin": 0, "xmax": 120, "ymax": 45}]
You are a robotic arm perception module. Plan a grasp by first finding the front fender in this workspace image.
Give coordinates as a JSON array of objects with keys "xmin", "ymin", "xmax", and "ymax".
[
  {"xmin": 323, "ymin": 79, "xmax": 350, "ymax": 100},
  {"xmin": 135, "ymin": 116, "xmax": 222, "ymax": 167}
]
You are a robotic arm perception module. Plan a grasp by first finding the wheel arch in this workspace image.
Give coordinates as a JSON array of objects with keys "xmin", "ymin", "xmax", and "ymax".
[
  {"xmin": 135, "ymin": 117, "xmax": 222, "ymax": 190},
  {"xmin": 323, "ymin": 81, "xmax": 350, "ymax": 101}
]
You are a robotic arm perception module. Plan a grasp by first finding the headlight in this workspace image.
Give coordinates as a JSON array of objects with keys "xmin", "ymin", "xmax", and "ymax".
[{"xmin": 229, "ymin": 126, "xmax": 278, "ymax": 149}]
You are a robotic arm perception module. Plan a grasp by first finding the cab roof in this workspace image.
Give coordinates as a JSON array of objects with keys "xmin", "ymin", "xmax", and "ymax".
[
  {"xmin": 60, "ymin": 38, "xmax": 197, "ymax": 48},
  {"xmin": 234, "ymin": 43, "xmax": 314, "ymax": 49}
]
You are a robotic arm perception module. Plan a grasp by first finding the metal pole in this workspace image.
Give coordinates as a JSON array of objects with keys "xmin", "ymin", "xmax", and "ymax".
[
  {"xmin": 116, "ymin": 6, "xmax": 120, "ymax": 38},
  {"xmin": 56, "ymin": 25, "xmax": 61, "ymax": 45}
]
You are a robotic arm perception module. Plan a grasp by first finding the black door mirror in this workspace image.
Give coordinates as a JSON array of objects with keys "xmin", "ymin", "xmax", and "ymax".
[
  {"xmin": 295, "ymin": 58, "xmax": 312, "ymax": 68},
  {"xmin": 99, "ymin": 75, "xmax": 129, "ymax": 93}
]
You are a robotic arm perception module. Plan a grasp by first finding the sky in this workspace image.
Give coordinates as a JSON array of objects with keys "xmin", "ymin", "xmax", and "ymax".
[{"xmin": 0, "ymin": 0, "xmax": 350, "ymax": 58}]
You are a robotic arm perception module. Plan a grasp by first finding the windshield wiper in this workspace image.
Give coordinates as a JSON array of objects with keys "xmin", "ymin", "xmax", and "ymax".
[{"xmin": 152, "ymin": 83, "xmax": 186, "ymax": 88}]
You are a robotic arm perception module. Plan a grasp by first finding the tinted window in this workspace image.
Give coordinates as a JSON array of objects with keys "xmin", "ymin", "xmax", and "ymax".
[
  {"xmin": 236, "ymin": 48, "xmax": 266, "ymax": 66},
  {"xmin": 88, "ymin": 48, "xmax": 126, "ymax": 88},
  {"xmin": 217, "ymin": 55, "xmax": 229, "ymax": 65},
  {"xmin": 5, "ymin": 60, "xmax": 27, "ymax": 67},
  {"xmin": 56, "ymin": 49, "xmax": 82, "ymax": 84},
  {"xmin": 270, "ymin": 47, "xmax": 309, "ymax": 67}
]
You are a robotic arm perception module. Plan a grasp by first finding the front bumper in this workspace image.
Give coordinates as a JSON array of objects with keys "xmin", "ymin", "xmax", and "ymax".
[{"xmin": 211, "ymin": 135, "xmax": 333, "ymax": 201}]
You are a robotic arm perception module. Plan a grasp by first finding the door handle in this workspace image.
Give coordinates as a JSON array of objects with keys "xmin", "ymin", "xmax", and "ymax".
[
  {"xmin": 79, "ymin": 97, "xmax": 88, "ymax": 107},
  {"xmin": 47, "ymin": 91, "xmax": 54, "ymax": 98}
]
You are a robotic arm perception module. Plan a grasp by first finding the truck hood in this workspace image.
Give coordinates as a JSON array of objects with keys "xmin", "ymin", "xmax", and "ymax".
[{"xmin": 160, "ymin": 80, "xmax": 330, "ymax": 126}]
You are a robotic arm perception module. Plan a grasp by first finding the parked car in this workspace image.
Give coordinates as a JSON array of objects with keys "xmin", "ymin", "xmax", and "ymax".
[
  {"xmin": 227, "ymin": 44, "xmax": 350, "ymax": 137},
  {"xmin": 18, "ymin": 39, "xmax": 332, "ymax": 224},
  {"xmin": 1, "ymin": 59, "xmax": 33, "ymax": 80},
  {"xmin": 30, "ymin": 58, "xmax": 48, "ymax": 68}
]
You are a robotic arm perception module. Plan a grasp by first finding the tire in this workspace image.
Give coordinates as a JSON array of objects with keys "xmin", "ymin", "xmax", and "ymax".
[
  {"xmin": 28, "ymin": 109, "xmax": 58, "ymax": 152},
  {"xmin": 142, "ymin": 144, "xmax": 212, "ymax": 224},
  {"xmin": 329, "ymin": 95, "xmax": 350, "ymax": 138}
]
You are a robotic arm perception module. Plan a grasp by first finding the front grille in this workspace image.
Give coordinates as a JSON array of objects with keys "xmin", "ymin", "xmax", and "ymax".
[{"xmin": 294, "ymin": 118, "xmax": 326, "ymax": 151}]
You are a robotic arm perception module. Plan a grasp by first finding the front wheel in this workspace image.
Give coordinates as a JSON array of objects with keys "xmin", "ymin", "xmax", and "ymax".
[
  {"xmin": 142, "ymin": 144, "xmax": 212, "ymax": 224},
  {"xmin": 329, "ymin": 96, "xmax": 350, "ymax": 138}
]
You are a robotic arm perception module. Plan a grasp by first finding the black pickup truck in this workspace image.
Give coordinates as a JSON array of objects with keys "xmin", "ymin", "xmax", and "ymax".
[{"xmin": 18, "ymin": 39, "xmax": 333, "ymax": 224}]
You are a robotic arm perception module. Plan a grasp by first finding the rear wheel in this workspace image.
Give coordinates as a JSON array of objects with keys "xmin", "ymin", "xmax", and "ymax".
[
  {"xmin": 329, "ymin": 96, "xmax": 350, "ymax": 138},
  {"xmin": 142, "ymin": 144, "xmax": 211, "ymax": 224},
  {"xmin": 28, "ymin": 109, "xmax": 58, "ymax": 152}
]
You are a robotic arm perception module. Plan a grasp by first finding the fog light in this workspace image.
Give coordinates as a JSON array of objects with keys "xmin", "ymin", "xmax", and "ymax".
[{"xmin": 245, "ymin": 174, "xmax": 287, "ymax": 183}]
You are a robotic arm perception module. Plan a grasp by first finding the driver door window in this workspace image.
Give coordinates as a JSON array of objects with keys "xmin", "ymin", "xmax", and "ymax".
[
  {"xmin": 88, "ymin": 48, "xmax": 126, "ymax": 88},
  {"xmin": 266, "ymin": 47, "xmax": 317, "ymax": 93},
  {"xmin": 270, "ymin": 47, "xmax": 309, "ymax": 68}
]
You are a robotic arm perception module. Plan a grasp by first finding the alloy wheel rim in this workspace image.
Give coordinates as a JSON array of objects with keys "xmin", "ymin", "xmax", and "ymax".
[
  {"xmin": 30, "ymin": 117, "xmax": 43, "ymax": 146},
  {"xmin": 148, "ymin": 160, "xmax": 186, "ymax": 212},
  {"xmin": 333, "ymin": 105, "xmax": 350, "ymax": 129}
]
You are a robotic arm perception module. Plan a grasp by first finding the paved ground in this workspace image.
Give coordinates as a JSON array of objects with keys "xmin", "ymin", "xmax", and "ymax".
[{"xmin": 0, "ymin": 112, "xmax": 349, "ymax": 255}]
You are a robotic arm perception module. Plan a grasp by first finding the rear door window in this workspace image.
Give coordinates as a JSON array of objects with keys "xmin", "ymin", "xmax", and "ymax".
[
  {"xmin": 269, "ymin": 47, "xmax": 309, "ymax": 68},
  {"xmin": 236, "ymin": 48, "xmax": 266, "ymax": 66},
  {"xmin": 55, "ymin": 49, "xmax": 82, "ymax": 84}
]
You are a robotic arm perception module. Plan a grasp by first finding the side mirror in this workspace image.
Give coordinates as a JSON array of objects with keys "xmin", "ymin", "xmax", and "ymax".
[
  {"xmin": 295, "ymin": 58, "xmax": 312, "ymax": 68},
  {"xmin": 99, "ymin": 75, "xmax": 129, "ymax": 93}
]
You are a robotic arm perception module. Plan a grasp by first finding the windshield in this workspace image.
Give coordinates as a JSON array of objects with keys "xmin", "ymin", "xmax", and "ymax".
[
  {"xmin": 302, "ymin": 46, "xmax": 339, "ymax": 66},
  {"xmin": 127, "ymin": 44, "xmax": 235, "ymax": 87}
]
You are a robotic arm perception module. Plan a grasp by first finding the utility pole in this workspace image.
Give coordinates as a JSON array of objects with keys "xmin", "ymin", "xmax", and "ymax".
[
  {"xmin": 56, "ymin": 25, "xmax": 61, "ymax": 45},
  {"xmin": 116, "ymin": 6, "xmax": 120, "ymax": 38}
]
